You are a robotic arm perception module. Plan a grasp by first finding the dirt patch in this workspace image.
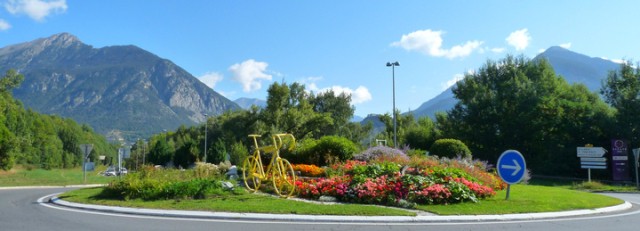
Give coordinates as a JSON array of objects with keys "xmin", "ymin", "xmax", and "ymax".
[{"xmin": 0, "ymin": 169, "xmax": 17, "ymax": 176}]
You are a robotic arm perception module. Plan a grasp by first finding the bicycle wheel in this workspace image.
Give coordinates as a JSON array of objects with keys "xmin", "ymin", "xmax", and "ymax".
[
  {"xmin": 271, "ymin": 158, "xmax": 296, "ymax": 198},
  {"xmin": 242, "ymin": 156, "xmax": 261, "ymax": 192}
]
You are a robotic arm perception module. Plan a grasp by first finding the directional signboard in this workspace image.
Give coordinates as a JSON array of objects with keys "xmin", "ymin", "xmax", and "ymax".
[
  {"xmin": 497, "ymin": 150, "xmax": 526, "ymax": 185},
  {"xmin": 577, "ymin": 147, "xmax": 606, "ymax": 158},
  {"xmin": 79, "ymin": 144, "xmax": 93, "ymax": 184},
  {"xmin": 577, "ymin": 147, "xmax": 607, "ymax": 170}
]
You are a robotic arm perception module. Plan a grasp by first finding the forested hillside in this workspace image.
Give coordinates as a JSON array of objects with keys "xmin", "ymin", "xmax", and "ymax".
[{"xmin": 0, "ymin": 70, "xmax": 116, "ymax": 170}]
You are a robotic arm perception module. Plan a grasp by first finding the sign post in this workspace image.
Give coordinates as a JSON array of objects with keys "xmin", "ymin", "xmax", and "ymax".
[
  {"xmin": 497, "ymin": 150, "xmax": 526, "ymax": 200},
  {"xmin": 633, "ymin": 148, "xmax": 640, "ymax": 189},
  {"xmin": 611, "ymin": 139, "xmax": 631, "ymax": 181},
  {"xmin": 577, "ymin": 147, "xmax": 607, "ymax": 182},
  {"xmin": 79, "ymin": 144, "xmax": 93, "ymax": 184}
]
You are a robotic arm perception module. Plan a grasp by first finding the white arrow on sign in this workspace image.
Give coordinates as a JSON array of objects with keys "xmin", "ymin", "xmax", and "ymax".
[{"xmin": 501, "ymin": 159, "xmax": 522, "ymax": 176}]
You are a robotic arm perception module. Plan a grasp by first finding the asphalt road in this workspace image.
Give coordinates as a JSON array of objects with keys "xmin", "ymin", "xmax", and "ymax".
[{"xmin": 1, "ymin": 187, "xmax": 640, "ymax": 231}]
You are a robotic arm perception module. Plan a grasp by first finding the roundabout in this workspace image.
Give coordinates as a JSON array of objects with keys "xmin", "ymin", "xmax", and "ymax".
[{"xmin": 2, "ymin": 186, "xmax": 639, "ymax": 230}]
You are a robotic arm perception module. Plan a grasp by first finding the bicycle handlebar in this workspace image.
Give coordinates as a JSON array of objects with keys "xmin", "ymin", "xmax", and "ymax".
[
  {"xmin": 273, "ymin": 133, "xmax": 296, "ymax": 152},
  {"xmin": 248, "ymin": 133, "xmax": 296, "ymax": 152}
]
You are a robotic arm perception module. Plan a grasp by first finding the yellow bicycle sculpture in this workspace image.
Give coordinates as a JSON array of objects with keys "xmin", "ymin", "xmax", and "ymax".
[{"xmin": 242, "ymin": 134, "xmax": 297, "ymax": 198}]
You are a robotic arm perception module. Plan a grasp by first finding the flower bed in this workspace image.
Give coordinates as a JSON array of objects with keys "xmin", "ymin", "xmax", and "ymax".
[
  {"xmin": 292, "ymin": 164, "xmax": 325, "ymax": 177},
  {"xmin": 295, "ymin": 153, "xmax": 504, "ymax": 207}
]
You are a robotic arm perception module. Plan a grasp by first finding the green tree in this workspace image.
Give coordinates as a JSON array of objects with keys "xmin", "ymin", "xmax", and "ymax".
[
  {"xmin": 148, "ymin": 138, "xmax": 172, "ymax": 166},
  {"xmin": 0, "ymin": 69, "xmax": 24, "ymax": 92},
  {"xmin": 446, "ymin": 55, "xmax": 612, "ymax": 175},
  {"xmin": 601, "ymin": 61, "xmax": 640, "ymax": 145},
  {"xmin": 404, "ymin": 116, "xmax": 438, "ymax": 151}
]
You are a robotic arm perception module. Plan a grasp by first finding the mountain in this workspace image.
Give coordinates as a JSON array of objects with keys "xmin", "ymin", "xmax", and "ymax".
[
  {"xmin": 0, "ymin": 33, "xmax": 240, "ymax": 141},
  {"xmin": 410, "ymin": 46, "xmax": 621, "ymax": 119},
  {"xmin": 234, "ymin": 97, "xmax": 266, "ymax": 109}
]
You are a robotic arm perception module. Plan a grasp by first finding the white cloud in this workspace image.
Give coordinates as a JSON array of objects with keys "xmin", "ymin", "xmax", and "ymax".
[
  {"xmin": 298, "ymin": 76, "xmax": 323, "ymax": 92},
  {"xmin": 297, "ymin": 77, "xmax": 372, "ymax": 105},
  {"xmin": 391, "ymin": 29, "xmax": 483, "ymax": 59},
  {"xmin": 320, "ymin": 85, "xmax": 372, "ymax": 105},
  {"xmin": 4, "ymin": 0, "xmax": 67, "ymax": 21},
  {"xmin": 491, "ymin": 47, "xmax": 505, "ymax": 53},
  {"xmin": 601, "ymin": 57, "xmax": 626, "ymax": 64},
  {"xmin": 442, "ymin": 73, "xmax": 465, "ymax": 90},
  {"xmin": 506, "ymin": 28, "xmax": 531, "ymax": 51},
  {"xmin": 229, "ymin": 59, "xmax": 272, "ymax": 92},
  {"xmin": 559, "ymin": 42, "xmax": 572, "ymax": 49},
  {"xmin": 0, "ymin": 19, "xmax": 10, "ymax": 30},
  {"xmin": 198, "ymin": 72, "xmax": 223, "ymax": 89}
]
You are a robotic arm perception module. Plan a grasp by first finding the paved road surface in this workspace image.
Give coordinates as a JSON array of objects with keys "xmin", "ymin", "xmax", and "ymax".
[{"xmin": 1, "ymin": 187, "xmax": 639, "ymax": 231}]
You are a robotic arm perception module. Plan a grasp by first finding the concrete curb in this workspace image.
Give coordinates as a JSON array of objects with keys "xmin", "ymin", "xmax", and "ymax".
[
  {"xmin": 49, "ymin": 195, "xmax": 633, "ymax": 223},
  {"xmin": 0, "ymin": 185, "xmax": 105, "ymax": 190}
]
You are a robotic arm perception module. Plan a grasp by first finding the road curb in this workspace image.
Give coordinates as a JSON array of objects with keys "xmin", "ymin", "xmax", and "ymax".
[
  {"xmin": 0, "ymin": 185, "xmax": 105, "ymax": 190},
  {"xmin": 49, "ymin": 195, "xmax": 633, "ymax": 223}
]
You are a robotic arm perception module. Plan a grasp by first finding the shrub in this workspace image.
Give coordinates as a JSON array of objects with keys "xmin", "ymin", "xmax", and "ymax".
[
  {"xmin": 298, "ymin": 136, "xmax": 358, "ymax": 166},
  {"xmin": 229, "ymin": 141, "xmax": 248, "ymax": 166},
  {"xmin": 429, "ymin": 139, "xmax": 471, "ymax": 159},
  {"xmin": 103, "ymin": 167, "xmax": 242, "ymax": 200},
  {"xmin": 353, "ymin": 146, "xmax": 409, "ymax": 165}
]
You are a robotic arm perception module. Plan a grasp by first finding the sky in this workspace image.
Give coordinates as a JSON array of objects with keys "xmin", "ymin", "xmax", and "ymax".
[{"xmin": 1, "ymin": 0, "xmax": 640, "ymax": 117}]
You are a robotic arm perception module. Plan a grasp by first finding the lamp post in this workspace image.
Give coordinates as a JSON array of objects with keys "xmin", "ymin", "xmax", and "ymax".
[
  {"xmin": 142, "ymin": 139, "xmax": 146, "ymax": 166},
  {"xmin": 386, "ymin": 61, "xmax": 399, "ymax": 148},
  {"xmin": 204, "ymin": 113, "xmax": 208, "ymax": 163}
]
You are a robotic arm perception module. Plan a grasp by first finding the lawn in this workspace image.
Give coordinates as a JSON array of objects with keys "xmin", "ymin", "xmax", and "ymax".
[
  {"xmin": 419, "ymin": 184, "xmax": 624, "ymax": 215},
  {"xmin": 58, "ymin": 184, "xmax": 624, "ymax": 216},
  {"xmin": 60, "ymin": 187, "xmax": 417, "ymax": 216},
  {"xmin": 0, "ymin": 166, "xmax": 115, "ymax": 187}
]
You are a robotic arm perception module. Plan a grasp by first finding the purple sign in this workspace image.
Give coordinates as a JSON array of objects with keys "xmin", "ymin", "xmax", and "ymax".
[{"xmin": 611, "ymin": 139, "xmax": 631, "ymax": 181}]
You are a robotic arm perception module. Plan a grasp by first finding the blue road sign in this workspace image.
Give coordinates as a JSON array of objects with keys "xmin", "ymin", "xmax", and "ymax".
[{"xmin": 497, "ymin": 150, "xmax": 526, "ymax": 185}]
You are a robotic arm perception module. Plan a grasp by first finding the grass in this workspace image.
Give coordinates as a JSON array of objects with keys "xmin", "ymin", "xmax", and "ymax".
[
  {"xmin": 530, "ymin": 178, "xmax": 639, "ymax": 192},
  {"xmin": 2, "ymin": 166, "xmax": 631, "ymax": 216},
  {"xmin": 418, "ymin": 184, "xmax": 624, "ymax": 215},
  {"xmin": 0, "ymin": 165, "xmax": 115, "ymax": 187},
  {"xmin": 58, "ymin": 184, "xmax": 625, "ymax": 216},
  {"xmin": 59, "ymin": 187, "xmax": 416, "ymax": 216}
]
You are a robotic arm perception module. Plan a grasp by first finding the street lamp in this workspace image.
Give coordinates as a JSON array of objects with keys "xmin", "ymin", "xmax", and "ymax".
[
  {"xmin": 386, "ymin": 61, "xmax": 399, "ymax": 148},
  {"xmin": 204, "ymin": 113, "xmax": 208, "ymax": 163}
]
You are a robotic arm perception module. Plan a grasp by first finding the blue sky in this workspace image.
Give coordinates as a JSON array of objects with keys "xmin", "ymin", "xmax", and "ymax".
[{"xmin": 1, "ymin": 1, "xmax": 640, "ymax": 117}]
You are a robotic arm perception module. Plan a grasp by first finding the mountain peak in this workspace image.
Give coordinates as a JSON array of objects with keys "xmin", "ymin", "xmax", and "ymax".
[{"xmin": 41, "ymin": 32, "xmax": 82, "ymax": 48}]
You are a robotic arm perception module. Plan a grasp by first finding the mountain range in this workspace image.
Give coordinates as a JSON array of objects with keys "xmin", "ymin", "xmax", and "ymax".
[
  {"xmin": 0, "ymin": 33, "xmax": 239, "ymax": 141},
  {"xmin": 0, "ymin": 33, "xmax": 623, "ymax": 141}
]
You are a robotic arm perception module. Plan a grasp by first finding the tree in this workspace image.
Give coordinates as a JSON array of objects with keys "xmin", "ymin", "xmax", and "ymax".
[
  {"xmin": 601, "ymin": 61, "xmax": 640, "ymax": 145},
  {"xmin": 404, "ymin": 116, "xmax": 438, "ymax": 151},
  {"xmin": 0, "ymin": 69, "xmax": 24, "ymax": 92},
  {"xmin": 310, "ymin": 90, "xmax": 355, "ymax": 136},
  {"xmin": 446, "ymin": 55, "xmax": 612, "ymax": 175},
  {"xmin": 148, "ymin": 138, "xmax": 172, "ymax": 166}
]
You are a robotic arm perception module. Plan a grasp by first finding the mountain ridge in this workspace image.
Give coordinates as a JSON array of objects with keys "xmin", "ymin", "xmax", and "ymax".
[{"xmin": 0, "ymin": 33, "xmax": 240, "ymax": 141}]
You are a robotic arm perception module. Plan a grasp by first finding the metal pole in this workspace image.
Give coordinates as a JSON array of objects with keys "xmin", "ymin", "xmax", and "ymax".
[
  {"xmin": 588, "ymin": 168, "xmax": 591, "ymax": 182},
  {"xmin": 635, "ymin": 153, "xmax": 639, "ymax": 189},
  {"xmin": 204, "ymin": 114, "xmax": 208, "ymax": 163},
  {"xmin": 142, "ymin": 139, "xmax": 146, "ymax": 166},
  {"xmin": 505, "ymin": 184, "xmax": 511, "ymax": 200},
  {"xmin": 83, "ymin": 146, "xmax": 86, "ymax": 184},
  {"xmin": 392, "ymin": 64, "xmax": 397, "ymax": 148}
]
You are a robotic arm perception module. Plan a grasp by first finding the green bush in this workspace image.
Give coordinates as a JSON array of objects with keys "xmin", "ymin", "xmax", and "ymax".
[
  {"xmin": 297, "ymin": 136, "xmax": 359, "ymax": 166},
  {"xmin": 103, "ymin": 166, "xmax": 242, "ymax": 200},
  {"xmin": 429, "ymin": 139, "xmax": 471, "ymax": 159},
  {"xmin": 229, "ymin": 141, "xmax": 248, "ymax": 165}
]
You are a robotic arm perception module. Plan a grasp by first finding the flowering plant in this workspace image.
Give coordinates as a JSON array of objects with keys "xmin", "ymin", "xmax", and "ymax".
[{"xmin": 292, "ymin": 164, "xmax": 325, "ymax": 177}]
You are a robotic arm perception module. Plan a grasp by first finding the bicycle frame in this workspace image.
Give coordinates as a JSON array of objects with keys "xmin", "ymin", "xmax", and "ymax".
[
  {"xmin": 244, "ymin": 134, "xmax": 297, "ymax": 197},
  {"xmin": 248, "ymin": 134, "xmax": 295, "ymax": 179}
]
